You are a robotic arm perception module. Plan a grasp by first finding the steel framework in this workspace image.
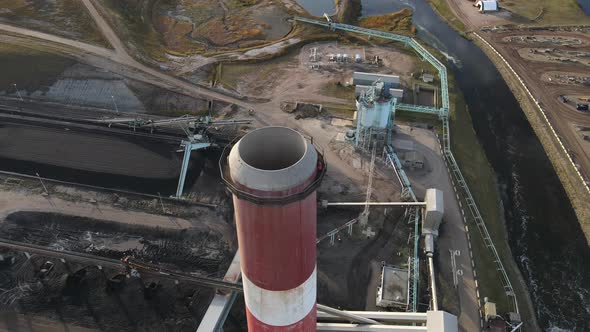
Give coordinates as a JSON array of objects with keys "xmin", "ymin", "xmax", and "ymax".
[
  {"xmin": 384, "ymin": 145, "xmax": 420, "ymax": 313},
  {"xmin": 295, "ymin": 16, "xmax": 519, "ymax": 318},
  {"xmin": 293, "ymin": 16, "xmax": 449, "ymax": 117}
]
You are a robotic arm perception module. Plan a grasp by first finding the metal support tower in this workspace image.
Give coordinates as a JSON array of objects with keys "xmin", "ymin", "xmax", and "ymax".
[
  {"xmin": 384, "ymin": 145, "xmax": 420, "ymax": 312},
  {"xmin": 359, "ymin": 144, "xmax": 377, "ymax": 227},
  {"xmin": 295, "ymin": 16, "xmax": 520, "ymax": 318},
  {"xmin": 175, "ymin": 139, "xmax": 211, "ymax": 198},
  {"xmin": 364, "ymin": 144, "xmax": 377, "ymax": 215},
  {"xmin": 355, "ymin": 87, "xmax": 395, "ymax": 151}
]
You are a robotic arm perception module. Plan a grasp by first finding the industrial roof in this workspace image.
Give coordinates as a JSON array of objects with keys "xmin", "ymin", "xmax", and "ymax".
[
  {"xmin": 477, "ymin": 0, "xmax": 498, "ymax": 11},
  {"xmin": 353, "ymin": 72, "xmax": 400, "ymax": 86}
]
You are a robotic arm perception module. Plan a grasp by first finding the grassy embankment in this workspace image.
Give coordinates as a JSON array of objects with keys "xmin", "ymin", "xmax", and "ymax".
[
  {"xmin": 426, "ymin": 0, "xmax": 466, "ymax": 32},
  {"xmin": 425, "ymin": 0, "xmax": 590, "ymax": 237},
  {"xmin": 398, "ymin": 61, "xmax": 516, "ymax": 315},
  {"xmin": 99, "ymin": 0, "xmax": 171, "ymax": 62},
  {"xmin": 473, "ymin": 35, "xmax": 590, "ymax": 240},
  {"xmin": 0, "ymin": 0, "xmax": 109, "ymax": 47}
]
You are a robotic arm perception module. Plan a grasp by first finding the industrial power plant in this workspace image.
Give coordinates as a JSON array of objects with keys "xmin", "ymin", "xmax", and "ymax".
[{"xmin": 1, "ymin": 0, "xmax": 571, "ymax": 331}]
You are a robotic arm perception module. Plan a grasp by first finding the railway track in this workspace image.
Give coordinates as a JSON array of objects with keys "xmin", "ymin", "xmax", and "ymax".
[{"xmin": 0, "ymin": 238, "xmax": 242, "ymax": 292}]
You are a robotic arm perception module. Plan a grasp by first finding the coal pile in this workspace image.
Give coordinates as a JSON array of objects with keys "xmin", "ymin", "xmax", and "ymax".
[{"xmin": 0, "ymin": 211, "xmax": 234, "ymax": 330}]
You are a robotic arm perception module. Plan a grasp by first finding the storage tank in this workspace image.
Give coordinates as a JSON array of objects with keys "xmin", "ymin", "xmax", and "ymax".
[
  {"xmin": 336, "ymin": 53, "xmax": 343, "ymax": 62},
  {"xmin": 355, "ymin": 54, "xmax": 362, "ymax": 63},
  {"xmin": 357, "ymin": 99, "xmax": 391, "ymax": 128},
  {"xmin": 343, "ymin": 54, "xmax": 350, "ymax": 62}
]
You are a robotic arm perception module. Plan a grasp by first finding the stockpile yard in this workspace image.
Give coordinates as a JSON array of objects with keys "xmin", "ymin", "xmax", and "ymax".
[{"xmin": 0, "ymin": 212, "xmax": 233, "ymax": 331}]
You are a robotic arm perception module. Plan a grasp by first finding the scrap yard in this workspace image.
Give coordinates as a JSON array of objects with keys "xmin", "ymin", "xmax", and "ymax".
[{"xmin": 1, "ymin": 0, "xmax": 588, "ymax": 331}]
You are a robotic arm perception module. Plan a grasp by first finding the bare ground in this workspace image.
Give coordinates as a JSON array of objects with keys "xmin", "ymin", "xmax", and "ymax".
[{"xmin": 481, "ymin": 29, "xmax": 590, "ymax": 237}]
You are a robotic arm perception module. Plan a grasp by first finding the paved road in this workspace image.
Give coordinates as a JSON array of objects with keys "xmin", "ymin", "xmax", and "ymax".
[{"xmin": 400, "ymin": 125, "xmax": 482, "ymax": 332}]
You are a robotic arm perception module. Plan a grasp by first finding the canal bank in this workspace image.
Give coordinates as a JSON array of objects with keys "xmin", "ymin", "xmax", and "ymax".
[{"xmin": 390, "ymin": 0, "xmax": 589, "ymax": 330}]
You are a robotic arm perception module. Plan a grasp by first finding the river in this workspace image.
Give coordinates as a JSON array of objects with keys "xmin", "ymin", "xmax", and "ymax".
[
  {"xmin": 294, "ymin": 0, "xmax": 590, "ymax": 330},
  {"xmin": 578, "ymin": 0, "xmax": 590, "ymax": 16}
]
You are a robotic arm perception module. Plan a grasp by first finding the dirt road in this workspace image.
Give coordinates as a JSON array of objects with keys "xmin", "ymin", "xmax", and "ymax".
[
  {"xmin": 81, "ymin": 0, "xmax": 128, "ymax": 57},
  {"xmin": 0, "ymin": 313, "xmax": 97, "ymax": 332},
  {"xmin": 0, "ymin": 23, "xmax": 244, "ymax": 109},
  {"xmin": 484, "ymin": 30, "xmax": 590, "ymax": 183},
  {"xmin": 0, "ymin": 191, "xmax": 192, "ymax": 230}
]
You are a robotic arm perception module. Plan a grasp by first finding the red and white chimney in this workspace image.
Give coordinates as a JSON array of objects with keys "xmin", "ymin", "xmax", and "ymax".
[{"xmin": 223, "ymin": 126, "xmax": 325, "ymax": 331}]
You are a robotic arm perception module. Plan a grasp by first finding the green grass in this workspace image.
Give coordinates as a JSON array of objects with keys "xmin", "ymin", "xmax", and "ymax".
[
  {"xmin": 447, "ymin": 73, "xmax": 521, "ymax": 314},
  {"xmin": 427, "ymin": 0, "xmax": 466, "ymax": 32}
]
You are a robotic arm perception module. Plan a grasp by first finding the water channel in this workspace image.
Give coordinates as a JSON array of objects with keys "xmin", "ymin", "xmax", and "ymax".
[
  {"xmin": 294, "ymin": 0, "xmax": 590, "ymax": 330},
  {"xmin": 578, "ymin": 0, "xmax": 590, "ymax": 16}
]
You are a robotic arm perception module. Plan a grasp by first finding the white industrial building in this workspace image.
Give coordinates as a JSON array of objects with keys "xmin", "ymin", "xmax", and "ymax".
[
  {"xmin": 355, "ymin": 85, "xmax": 404, "ymax": 99},
  {"xmin": 353, "ymin": 72, "xmax": 400, "ymax": 87},
  {"xmin": 476, "ymin": 0, "xmax": 498, "ymax": 13}
]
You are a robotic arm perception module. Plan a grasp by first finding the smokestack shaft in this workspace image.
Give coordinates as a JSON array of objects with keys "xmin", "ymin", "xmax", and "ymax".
[{"xmin": 224, "ymin": 127, "xmax": 325, "ymax": 331}]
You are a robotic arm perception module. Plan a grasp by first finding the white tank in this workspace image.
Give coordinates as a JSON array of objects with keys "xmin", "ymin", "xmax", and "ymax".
[{"xmin": 358, "ymin": 100, "xmax": 391, "ymax": 128}]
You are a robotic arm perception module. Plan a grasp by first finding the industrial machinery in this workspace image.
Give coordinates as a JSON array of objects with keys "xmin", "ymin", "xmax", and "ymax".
[
  {"xmin": 295, "ymin": 16, "xmax": 520, "ymax": 321},
  {"xmin": 355, "ymin": 81, "xmax": 396, "ymax": 151},
  {"xmin": 90, "ymin": 113, "xmax": 251, "ymax": 198}
]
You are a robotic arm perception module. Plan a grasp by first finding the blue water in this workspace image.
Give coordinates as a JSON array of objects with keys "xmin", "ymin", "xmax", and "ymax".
[
  {"xmin": 295, "ymin": 0, "xmax": 336, "ymax": 16},
  {"xmin": 578, "ymin": 0, "xmax": 590, "ymax": 15},
  {"xmin": 361, "ymin": 0, "xmax": 405, "ymax": 16}
]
